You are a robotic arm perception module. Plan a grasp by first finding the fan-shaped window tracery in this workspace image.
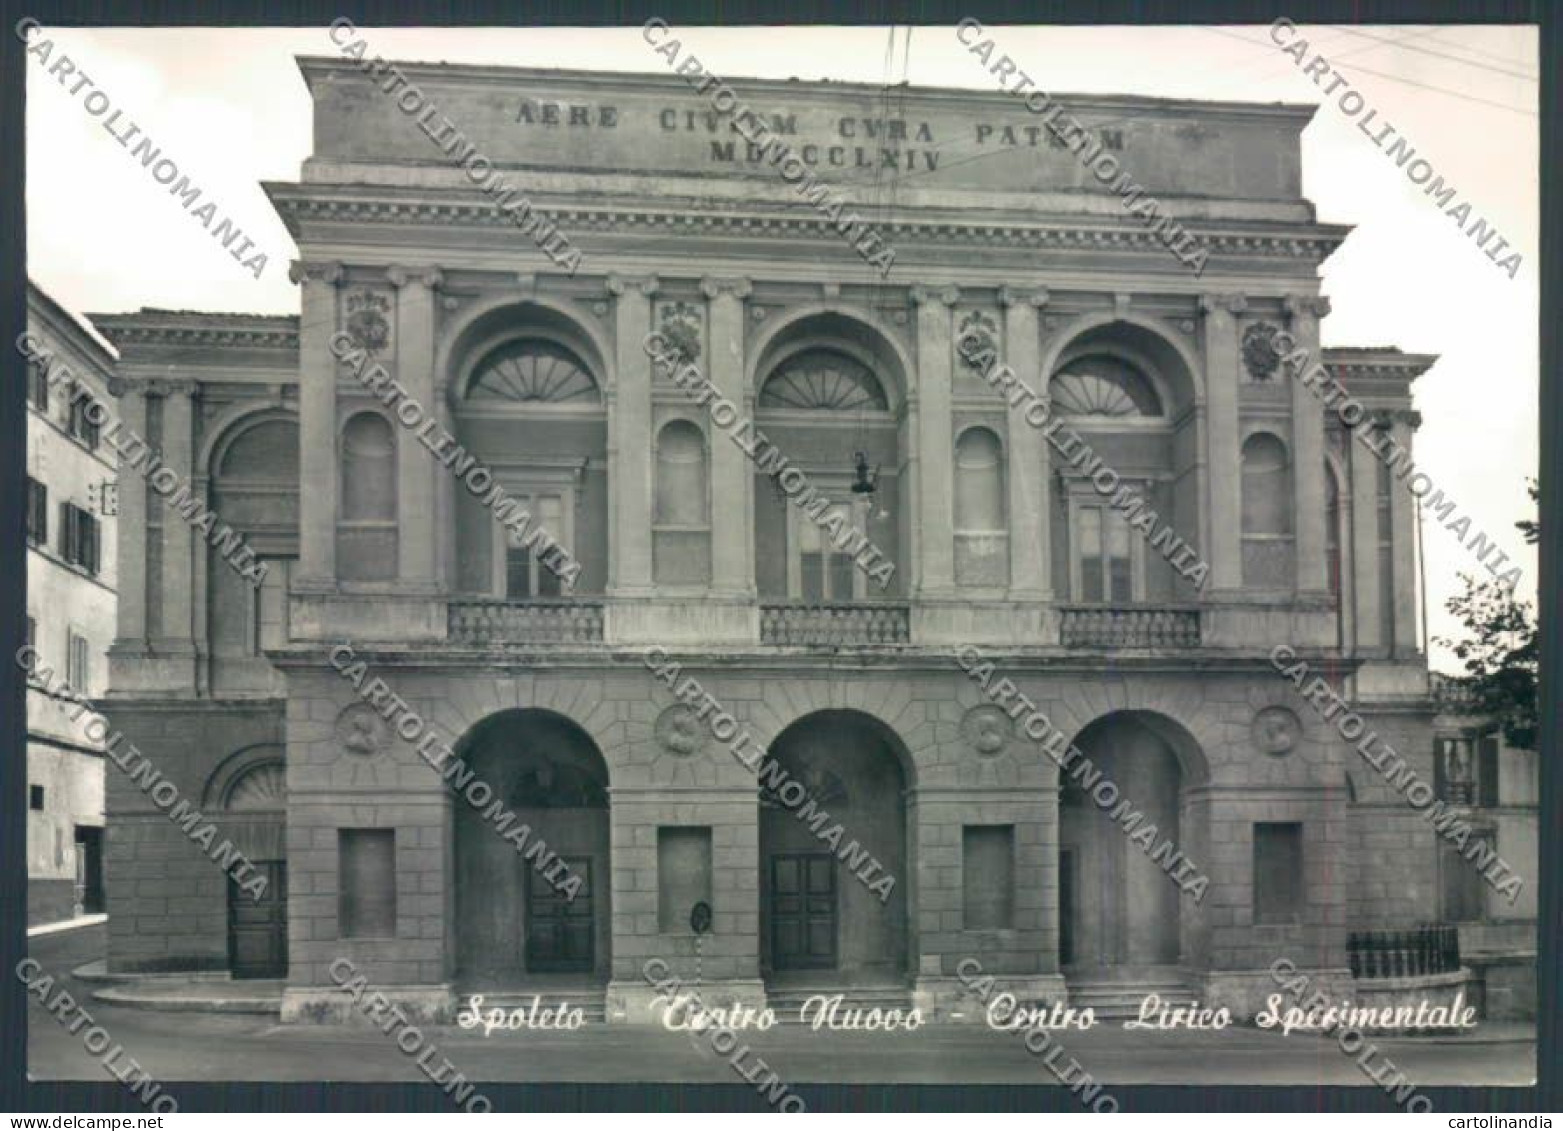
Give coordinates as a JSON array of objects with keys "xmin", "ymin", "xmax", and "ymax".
[
  {"xmin": 470, "ymin": 340, "xmax": 600, "ymax": 404},
  {"xmin": 759, "ymin": 349, "xmax": 888, "ymax": 411},
  {"xmin": 1050, "ymin": 357, "xmax": 1162, "ymax": 418}
]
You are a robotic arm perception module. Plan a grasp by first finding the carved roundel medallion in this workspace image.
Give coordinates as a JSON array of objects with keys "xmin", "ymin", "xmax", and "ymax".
[
  {"xmin": 654, "ymin": 704, "xmax": 708, "ymax": 759},
  {"xmin": 336, "ymin": 702, "xmax": 391, "ymax": 758},
  {"xmin": 1252, "ymin": 705, "xmax": 1302, "ymax": 757},
  {"xmin": 961, "ymin": 704, "xmax": 1015, "ymax": 759}
]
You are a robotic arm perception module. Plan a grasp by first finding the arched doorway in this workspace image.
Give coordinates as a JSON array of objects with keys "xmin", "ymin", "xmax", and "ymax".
[
  {"xmin": 204, "ymin": 746, "xmax": 287, "ymax": 980},
  {"xmin": 1058, "ymin": 711, "xmax": 1203, "ymax": 974},
  {"xmin": 454, "ymin": 710, "xmax": 610, "ymax": 987},
  {"xmin": 758, "ymin": 710, "xmax": 912, "ymax": 988}
]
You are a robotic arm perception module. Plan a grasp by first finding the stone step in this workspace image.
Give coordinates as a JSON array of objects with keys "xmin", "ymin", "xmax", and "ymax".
[{"xmin": 1065, "ymin": 981, "xmax": 1192, "ymax": 1020}]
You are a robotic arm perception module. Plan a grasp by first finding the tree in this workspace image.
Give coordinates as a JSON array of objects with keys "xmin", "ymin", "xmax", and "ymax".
[{"xmin": 1434, "ymin": 480, "xmax": 1538, "ymax": 750}]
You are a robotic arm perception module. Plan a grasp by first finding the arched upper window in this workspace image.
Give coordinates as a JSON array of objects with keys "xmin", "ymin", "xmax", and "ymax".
[
  {"xmin": 1050, "ymin": 356, "xmax": 1162, "ymax": 418},
  {"xmin": 759, "ymin": 349, "xmax": 888, "ymax": 411},
  {"xmin": 954, "ymin": 427, "xmax": 1008, "ymax": 588},
  {"xmin": 339, "ymin": 411, "xmax": 397, "ymax": 581},
  {"xmin": 469, "ymin": 339, "xmax": 599, "ymax": 404},
  {"xmin": 1241, "ymin": 431, "xmax": 1293, "ymax": 589},
  {"xmin": 654, "ymin": 419, "xmax": 711, "ymax": 586}
]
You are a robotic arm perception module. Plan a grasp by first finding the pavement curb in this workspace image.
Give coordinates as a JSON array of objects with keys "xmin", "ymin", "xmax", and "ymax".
[{"xmin": 92, "ymin": 984, "xmax": 282, "ymax": 1016}]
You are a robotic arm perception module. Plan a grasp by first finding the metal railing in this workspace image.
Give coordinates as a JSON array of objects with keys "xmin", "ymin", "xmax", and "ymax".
[{"xmin": 1347, "ymin": 924, "xmax": 1462, "ymax": 979}]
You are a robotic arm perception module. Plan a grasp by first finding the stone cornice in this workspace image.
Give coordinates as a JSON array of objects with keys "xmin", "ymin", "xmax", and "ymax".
[
  {"xmin": 89, "ymin": 314, "xmax": 300, "ymax": 351},
  {"xmin": 1324, "ymin": 347, "xmax": 1439, "ymax": 383},
  {"xmin": 265, "ymin": 190, "xmax": 1352, "ymax": 264}
]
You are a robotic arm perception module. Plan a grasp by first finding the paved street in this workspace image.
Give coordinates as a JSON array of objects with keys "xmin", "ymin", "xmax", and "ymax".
[{"xmin": 26, "ymin": 926, "xmax": 1535, "ymax": 1090}]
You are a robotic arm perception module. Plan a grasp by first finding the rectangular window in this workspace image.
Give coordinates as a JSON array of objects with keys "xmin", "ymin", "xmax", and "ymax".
[
  {"xmin": 339, "ymin": 829, "xmax": 396, "ymax": 938},
  {"xmin": 29, "ymin": 785, "xmax": 45, "ymax": 812},
  {"xmin": 1074, "ymin": 503, "xmax": 1134, "ymax": 602},
  {"xmin": 657, "ymin": 827, "xmax": 713, "ymax": 934},
  {"xmin": 60, "ymin": 503, "xmax": 100, "ymax": 575},
  {"xmin": 1253, "ymin": 822, "xmax": 1304, "ymax": 924},
  {"xmin": 28, "ymin": 362, "xmax": 49, "ymax": 412},
  {"xmin": 26, "ymin": 478, "xmax": 47, "ymax": 546},
  {"xmin": 26, "ymin": 616, "xmax": 36, "ymax": 655},
  {"xmin": 962, "ymin": 825, "xmax": 1015, "ymax": 929},
  {"xmin": 68, "ymin": 392, "xmax": 100, "ymax": 450},
  {"xmin": 67, "ymin": 631, "xmax": 89, "ymax": 692},
  {"xmin": 504, "ymin": 492, "xmax": 568, "ymax": 599},
  {"xmin": 790, "ymin": 497, "xmax": 868, "ymax": 601},
  {"xmin": 1478, "ymin": 734, "xmax": 1500, "ymax": 808}
]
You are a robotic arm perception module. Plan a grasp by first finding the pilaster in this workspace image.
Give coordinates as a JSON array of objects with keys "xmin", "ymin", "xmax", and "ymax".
[
  {"xmin": 291, "ymin": 261, "xmax": 343, "ymax": 591},
  {"xmin": 701, "ymin": 276, "xmax": 755, "ymax": 597},
  {"xmin": 609, "ymin": 274, "xmax": 657, "ymax": 596},
  {"xmin": 1287, "ymin": 294, "xmax": 1331, "ymax": 598},
  {"xmin": 1200, "ymin": 293, "xmax": 1244, "ymax": 593},
  {"xmin": 998, "ymin": 287, "xmax": 1051, "ymax": 600},
  {"xmin": 912, "ymin": 284, "xmax": 959, "ymax": 597},
  {"xmin": 388, "ymin": 266, "xmax": 442, "ymax": 592}
]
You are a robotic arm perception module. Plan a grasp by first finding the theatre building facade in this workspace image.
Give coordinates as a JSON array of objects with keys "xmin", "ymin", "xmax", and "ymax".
[{"xmin": 96, "ymin": 57, "xmax": 1536, "ymax": 1023}]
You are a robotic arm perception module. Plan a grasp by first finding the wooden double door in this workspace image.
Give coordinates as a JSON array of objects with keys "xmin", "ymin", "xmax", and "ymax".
[{"xmin": 770, "ymin": 853, "xmax": 838, "ymax": 970}]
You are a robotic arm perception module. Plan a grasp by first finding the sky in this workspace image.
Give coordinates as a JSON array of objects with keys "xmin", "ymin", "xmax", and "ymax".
[{"xmin": 23, "ymin": 23, "xmax": 1538, "ymax": 668}]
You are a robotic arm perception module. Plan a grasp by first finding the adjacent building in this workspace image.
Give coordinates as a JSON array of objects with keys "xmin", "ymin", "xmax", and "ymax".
[
  {"xmin": 25, "ymin": 282, "xmax": 119, "ymax": 926},
  {"xmin": 93, "ymin": 57, "xmax": 1536, "ymax": 1023}
]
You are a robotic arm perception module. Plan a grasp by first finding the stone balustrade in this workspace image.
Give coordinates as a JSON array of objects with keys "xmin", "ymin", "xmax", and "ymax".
[
  {"xmin": 1059, "ymin": 605, "xmax": 1202, "ymax": 648},
  {"xmin": 447, "ymin": 599, "xmax": 606, "ymax": 644},
  {"xmin": 759, "ymin": 603, "xmax": 911, "ymax": 646}
]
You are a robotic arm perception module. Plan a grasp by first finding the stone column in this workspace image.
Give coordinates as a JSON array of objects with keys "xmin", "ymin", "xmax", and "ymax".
[
  {"xmin": 702, "ymin": 276, "xmax": 754, "ymax": 596},
  {"xmin": 290, "ymin": 261, "xmax": 343, "ymax": 588},
  {"xmin": 1199, "ymin": 293, "xmax": 1244, "ymax": 592},
  {"xmin": 912, "ymin": 285, "xmax": 960, "ymax": 597},
  {"xmin": 999, "ymin": 287, "xmax": 1051, "ymax": 599},
  {"xmin": 1349, "ymin": 421, "xmax": 1383, "ymax": 651},
  {"xmin": 114, "ymin": 385, "xmax": 149, "ymax": 647},
  {"xmin": 158, "ymin": 380, "xmax": 197, "ymax": 647},
  {"xmin": 1287, "ymin": 295, "xmax": 1331, "ymax": 597},
  {"xmin": 608, "ymin": 274, "xmax": 658, "ymax": 596},
  {"xmin": 389, "ymin": 266, "xmax": 442, "ymax": 591},
  {"xmin": 1389, "ymin": 410, "xmax": 1422, "ymax": 654}
]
